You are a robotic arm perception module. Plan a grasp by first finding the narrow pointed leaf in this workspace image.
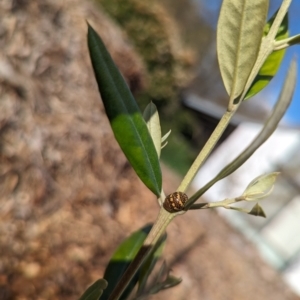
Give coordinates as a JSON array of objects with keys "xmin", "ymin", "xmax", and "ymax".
[
  {"xmin": 143, "ymin": 102, "xmax": 162, "ymax": 158},
  {"xmin": 160, "ymin": 130, "xmax": 171, "ymax": 150},
  {"xmin": 248, "ymin": 203, "xmax": 267, "ymax": 218},
  {"xmin": 245, "ymin": 10, "xmax": 289, "ymax": 99},
  {"xmin": 101, "ymin": 224, "xmax": 153, "ymax": 300},
  {"xmin": 88, "ymin": 24, "xmax": 162, "ymax": 196},
  {"xmin": 161, "ymin": 130, "xmax": 171, "ymax": 144},
  {"xmin": 79, "ymin": 279, "xmax": 108, "ymax": 300},
  {"xmin": 217, "ymin": 0, "xmax": 269, "ymax": 105}
]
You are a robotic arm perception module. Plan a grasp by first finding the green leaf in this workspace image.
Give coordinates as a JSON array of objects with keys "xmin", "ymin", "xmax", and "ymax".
[
  {"xmin": 245, "ymin": 10, "xmax": 289, "ymax": 99},
  {"xmin": 217, "ymin": 0, "xmax": 269, "ymax": 106},
  {"xmin": 87, "ymin": 24, "xmax": 162, "ymax": 197},
  {"xmin": 101, "ymin": 224, "xmax": 153, "ymax": 300},
  {"xmin": 79, "ymin": 279, "xmax": 108, "ymax": 300},
  {"xmin": 161, "ymin": 130, "xmax": 171, "ymax": 149},
  {"xmin": 161, "ymin": 130, "xmax": 171, "ymax": 144},
  {"xmin": 143, "ymin": 102, "xmax": 162, "ymax": 158},
  {"xmin": 248, "ymin": 203, "xmax": 267, "ymax": 218}
]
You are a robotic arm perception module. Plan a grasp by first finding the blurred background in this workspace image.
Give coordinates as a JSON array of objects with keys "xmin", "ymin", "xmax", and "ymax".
[{"xmin": 0, "ymin": 0, "xmax": 299, "ymax": 299}]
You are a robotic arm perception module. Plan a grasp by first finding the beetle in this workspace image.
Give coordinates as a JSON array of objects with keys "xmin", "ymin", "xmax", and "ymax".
[{"xmin": 163, "ymin": 192, "xmax": 188, "ymax": 213}]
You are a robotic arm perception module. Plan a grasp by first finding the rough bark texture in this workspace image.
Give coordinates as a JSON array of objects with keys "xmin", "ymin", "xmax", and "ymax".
[{"xmin": 0, "ymin": 0, "xmax": 299, "ymax": 300}]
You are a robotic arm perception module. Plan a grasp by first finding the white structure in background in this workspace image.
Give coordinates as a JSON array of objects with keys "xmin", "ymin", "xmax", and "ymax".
[{"xmin": 192, "ymin": 122, "xmax": 300, "ymax": 295}]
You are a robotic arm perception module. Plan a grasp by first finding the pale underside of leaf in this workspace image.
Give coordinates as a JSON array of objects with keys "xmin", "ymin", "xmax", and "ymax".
[
  {"xmin": 242, "ymin": 172, "xmax": 279, "ymax": 200},
  {"xmin": 143, "ymin": 102, "xmax": 162, "ymax": 158},
  {"xmin": 161, "ymin": 130, "xmax": 171, "ymax": 144},
  {"xmin": 161, "ymin": 129, "xmax": 171, "ymax": 150},
  {"xmin": 217, "ymin": 0, "xmax": 269, "ymax": 105}
]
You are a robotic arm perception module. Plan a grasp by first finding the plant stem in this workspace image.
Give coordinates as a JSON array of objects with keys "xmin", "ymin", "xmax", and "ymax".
[
  {"xmin": 189, "ymin": 196, "xmax": 244, "ymax": 210},
  {"xmin": 106, "ymin": 107, "xmax": 238, "ymax": 299},
  {"xmin": 177, "ymin": 110, "xmax": 235, "ymax": 193},
  {"xmin": 208, "ymin": 197, "xmax": 242, "ymax": 208},
  {"xmin": 107, "ymin": 208, "xmax": 174, "ymax": 300},
  {"xmin": 183, "ymin": 1, "xmax": 293, "ymax": 192}
]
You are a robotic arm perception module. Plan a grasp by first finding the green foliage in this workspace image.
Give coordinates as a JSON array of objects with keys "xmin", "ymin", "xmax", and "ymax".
[
  {"xmin": 101, "ymin": 225, "xmax": 152, "ymax": 300},
  {"xmin": 99, "ymin": 0, "xmax": 198, "ymax": 173},
  {"xmin": 143, "ymin": 102, "xmax": 162, "ymax": 158},
  {"xmin": 100, "ymin": 224, "xmax": 167, "ymax": 300},
  {"xmin": 85, "ymin": 0, "xmax": 299, "ymax": 299},
  {"xmin": 245, "ymin": 10, "xmax": 289, "ymax": 99},
  {"xmin": 88, "ymin": 24, "xmax": 162, "ymax": 197},
  {"xmin": 188, "ymin": 58, "xmax": 297, "ymax": 207}
]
